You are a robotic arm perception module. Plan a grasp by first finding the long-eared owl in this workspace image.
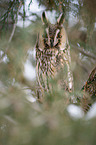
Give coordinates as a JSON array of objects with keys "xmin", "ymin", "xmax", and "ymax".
[{"xmin": 35, "ymin": 11, "xmax": 74, "ymax": 101}]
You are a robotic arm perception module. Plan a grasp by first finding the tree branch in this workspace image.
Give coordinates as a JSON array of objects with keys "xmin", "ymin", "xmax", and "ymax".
[
  {"xmin": 0, "ymin": 2, "xmax": 22, "ymax": 63},
  {"xmin": 71, "ymin": 44, "xmax": 96, "ymax": 60},
  {"xmin": 8, "ymin": 1, "xmax": 22, "ymax": 44}
]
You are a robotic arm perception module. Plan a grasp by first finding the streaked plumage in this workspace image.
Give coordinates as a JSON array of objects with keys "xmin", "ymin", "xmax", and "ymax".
[
  {"xmin": 82, "ymin": 66, "xmax": 96, "ymax": 99},
  {"xmin": 79, "ymin": 67, "xmax": 96, "ymax": 112},
  {"xmin": 35, "ymin": 12, "xmax": 73, "ymax": 100}
]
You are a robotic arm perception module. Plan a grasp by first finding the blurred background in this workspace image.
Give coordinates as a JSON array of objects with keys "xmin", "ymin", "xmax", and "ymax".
[{"xmin": 0, "ymin": 0, "xmax": 96, "ymax": 144}]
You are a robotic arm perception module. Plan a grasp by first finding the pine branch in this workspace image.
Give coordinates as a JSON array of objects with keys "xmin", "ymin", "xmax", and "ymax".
[
  {"xmin": 71, "ymin": 44, "xmax": 96, "ymax": 60},
  {"xmin": 8, "ymin": 2, "xmax": 22, "ymax": 44},
  {"xmin": 0, "ymin": 0, "xmax": 15, "ymax": 22},
  {"xmin": 0, "ymin": 1, "xmax": 22, "ymax": 63}
]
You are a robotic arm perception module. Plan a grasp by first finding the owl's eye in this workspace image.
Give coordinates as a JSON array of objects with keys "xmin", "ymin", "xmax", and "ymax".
[
  {"xmin": 44, "ymin": 38, "xmax": 49, "ymax": 48},
  {"xmin": 43, "ymin": 28, "xmax": 50, "ymax": 48}
]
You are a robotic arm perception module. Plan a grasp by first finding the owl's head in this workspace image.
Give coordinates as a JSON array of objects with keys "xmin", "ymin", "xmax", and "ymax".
[{"xmin": 41, "ymin": 11, "xmax": 65, "ymax": 49}]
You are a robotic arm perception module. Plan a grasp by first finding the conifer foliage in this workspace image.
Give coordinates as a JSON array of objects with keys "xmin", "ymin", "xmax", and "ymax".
[{"xmin": 0, "ymin": 0, "xmax": 96, "ymax": 145}]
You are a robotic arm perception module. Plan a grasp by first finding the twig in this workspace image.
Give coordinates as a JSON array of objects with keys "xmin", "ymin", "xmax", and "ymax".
[
  {"xmin": 0, "ymin": 2, "xmax": 22, "ymax": 63},
  {"xmin": 71, "ymin": 44, "xmax": 96, "ymax": 60},
  {"xmin": 0, "ymin": 0, "xmax": 15, "ymax": 22},
  {"xmin": 8, "ymin": 2, "xmax": 22, "ymax": 45},
  {"xmin": 76, "ymin": 59, "xmax": 89, "ymax": 73},
  {"xmin": 4, "ymin": 115, "xmax": 18, "ymax": 125}
]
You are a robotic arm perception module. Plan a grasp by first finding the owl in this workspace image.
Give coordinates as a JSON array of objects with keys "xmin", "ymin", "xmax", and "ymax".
[
  {"xmin": 82, "ymin": 66, "xmax": 96, "ymax": 98},
  {"xmin": 78, "ymin": 66, "xmax": 96, "ymax": 112},
  {"xmin": 35, "ymin": 11, "xmax": 74, "ymax": 101}
]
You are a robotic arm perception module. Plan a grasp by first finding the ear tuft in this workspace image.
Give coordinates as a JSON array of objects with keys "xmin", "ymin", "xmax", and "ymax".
[
  {"xmin": 57, "ymin": 13, "xmax": 65, "ymax": 26},
  {"xmin": 42, "ymin": 11, "xmax": 48, "ymax": 25}
]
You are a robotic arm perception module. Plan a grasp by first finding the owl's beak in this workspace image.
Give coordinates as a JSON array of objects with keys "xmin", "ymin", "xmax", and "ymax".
[{"xmin": 50, "ymin": 39, "xmax": 54, "ymax": 48}]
